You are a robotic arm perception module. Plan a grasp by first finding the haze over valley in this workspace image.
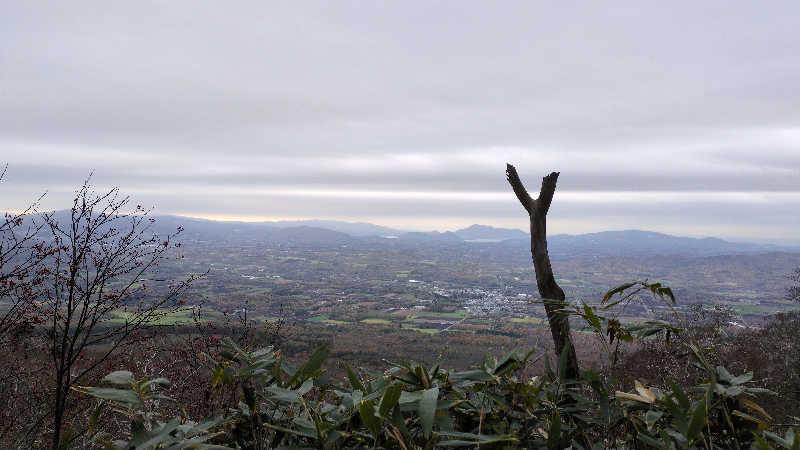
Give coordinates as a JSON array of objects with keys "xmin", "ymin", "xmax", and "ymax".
[{"xmin": 147, "ymin": 216, "xmax": 800, "ymax": 325}]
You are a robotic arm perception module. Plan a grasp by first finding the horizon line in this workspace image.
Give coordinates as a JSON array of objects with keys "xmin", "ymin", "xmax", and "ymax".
[{"xmin": 166, "ymin": 213, "xmax": 800, "ymax": 247}]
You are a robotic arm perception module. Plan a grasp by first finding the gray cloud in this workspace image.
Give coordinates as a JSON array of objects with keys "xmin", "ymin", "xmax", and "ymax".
[{"xmin": 1, "ymin": 1, "xmax": 798, "ymax": 242}]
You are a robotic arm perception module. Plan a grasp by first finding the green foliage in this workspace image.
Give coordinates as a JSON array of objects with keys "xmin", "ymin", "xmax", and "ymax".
[
  {"xmin": 566, "ymin": 280, "xmax": 681, "ymax": 365},
  {"xmin": 76, "ymin": 280, "xmax": 799, "ymax": 449},
  {"xmin": 73, "ymin": 372, "xmax": 230, "ymax": 449}
]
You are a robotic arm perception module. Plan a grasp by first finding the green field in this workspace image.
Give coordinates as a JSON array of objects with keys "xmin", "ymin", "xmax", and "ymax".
[
  {"xmin": 109, "ymin": 309, "xmax": 201, "ymax": 326},
  {"xmin": 321, "ymin": 319, "xmax": 350, "ymax": 325},
  {"xmin": 510, "ymin": 316, "xmax": 543, "ymax": 324},
  {"xmin": 417, "ymin": 310, "xmax": 468, "ymax": 319},
  {"xmin": 308, "ymin": 315, "xmax": 350, "ymax": 325},
  {"xmin": 404, "ymin": 327, "xmax": 438, "ymax": 334},
  {"xmin": 361, "ymin": 318, "xmax": 392, "ymax": 325}
]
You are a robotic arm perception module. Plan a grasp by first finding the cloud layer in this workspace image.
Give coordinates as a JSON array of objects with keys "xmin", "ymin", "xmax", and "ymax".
[{"xmin": 1, "ymin": 2, "xmax": 798, "ymax": 242}]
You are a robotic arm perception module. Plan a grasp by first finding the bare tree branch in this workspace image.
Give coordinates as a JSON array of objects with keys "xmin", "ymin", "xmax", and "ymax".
[
  {"xmin": 537, "ymin": 171, "xmax": 559, "ymax": 216},
  {"xmin": 506, "ymin": 164, "xmax": 579, "ymax": 380},
  {"xmin": 0, "ymin": 164, "xmax": 50, "ymax": 342},
  {"xmin": 505, "ymin": 164, "xmax": 534, "ymax": 215},
  {"xmin": 37, "ymin": 176, "xmax": 195, "ymax": 449}
]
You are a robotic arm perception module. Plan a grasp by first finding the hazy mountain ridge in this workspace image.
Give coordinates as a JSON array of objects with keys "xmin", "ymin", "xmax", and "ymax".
[
  {"xmin": 453, "ymin": 224, "xmax": 528, "ymax": 241},
  {"xmin": 266, "ymin": 226, "xmax": 354, "ymax": 245},
  {"xmin": 258, "ymin": 220, "xmax": 401, "ymax": 237},
  {"xmin": 27, "ymin": 212, "xmax": 798, "ymax": 257},
  {"xmin": 541, "ymin": 230, "xmax": 792, "ymax": 258}
]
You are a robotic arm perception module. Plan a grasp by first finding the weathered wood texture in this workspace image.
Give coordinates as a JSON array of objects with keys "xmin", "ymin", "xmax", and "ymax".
[{"xmin": 506, "ymin": 164, "xmax": 579, "ymax": 379}]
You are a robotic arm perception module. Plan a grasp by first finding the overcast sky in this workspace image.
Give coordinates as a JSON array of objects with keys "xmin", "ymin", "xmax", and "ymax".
[{"xmin": 1, "ymin": 1, "xmax": 798, "ymax": 242}]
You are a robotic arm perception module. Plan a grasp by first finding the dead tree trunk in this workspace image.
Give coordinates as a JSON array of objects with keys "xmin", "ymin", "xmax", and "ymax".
[{"xmin": 506, "ymin": 164, "xmax": 579, "ymax": 379}]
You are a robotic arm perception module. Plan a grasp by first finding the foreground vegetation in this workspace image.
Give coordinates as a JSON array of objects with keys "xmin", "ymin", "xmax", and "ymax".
[{"xmin": 31, "ymin": 283, "xmax": 796, "ymax": 449}]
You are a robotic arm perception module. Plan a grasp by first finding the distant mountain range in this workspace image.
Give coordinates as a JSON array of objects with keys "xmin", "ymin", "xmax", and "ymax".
[
  {"xmin": 24, "ymin": 212, "xmax": 799, "ymax": 258},
  {"xmin": 260, "ymin": 220, "xmax": 400, "ymax": 237},
  {"xmin": 453, "ymin": 224, "xmax": 528, "ymax": 241},
  {"xmin": 398, "ymin": 227, "xmax": 794, "ymax": 257},
  {"xmin": 543, "ymin": 230, "xmax": 793, "ymax": 258}
]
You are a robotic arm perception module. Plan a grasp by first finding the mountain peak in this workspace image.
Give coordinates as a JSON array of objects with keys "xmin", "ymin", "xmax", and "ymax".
[{"xmin": 454, "ymin": 224, "xmax": 527, "ymax": 241}]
